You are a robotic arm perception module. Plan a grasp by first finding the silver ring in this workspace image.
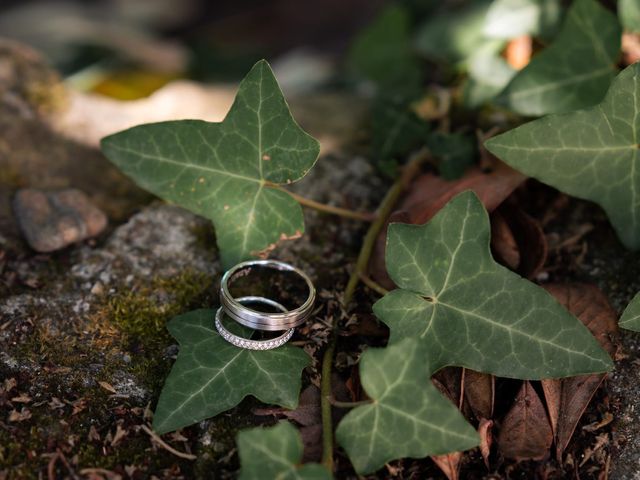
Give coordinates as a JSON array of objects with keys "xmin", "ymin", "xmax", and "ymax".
[
  {"xmin": 215, "ymin": 296, "xmax": 294, "ymax": 350},
  {"xmin": 220, "ymin": 260, "xmax": 315, "ymax": 331}
]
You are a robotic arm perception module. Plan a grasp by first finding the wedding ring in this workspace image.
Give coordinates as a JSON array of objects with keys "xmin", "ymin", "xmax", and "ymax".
[
  {"xmin": 215, "ymin": 296, "xmax": 294, "ymax": 350},
  {"xmin": 220, "ymin": 260, "xmax": 315, "ymax": 331}
]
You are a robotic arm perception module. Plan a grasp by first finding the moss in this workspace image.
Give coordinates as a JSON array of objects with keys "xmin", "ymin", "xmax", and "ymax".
[{"xmin": 105, "ymin": 270, "xmax": 214, "ymax": 347}]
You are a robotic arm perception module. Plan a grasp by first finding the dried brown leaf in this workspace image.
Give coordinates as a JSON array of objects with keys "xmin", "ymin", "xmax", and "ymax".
[
  {"xmin": 431, "ymin": 451, "xmax": 463, "ymax": 480},
  {"xmin": 541, "ymin": 284, "xmax": 618, "ymax": 459},
  {"xmin": 498, "ymin": 381, "xmax": 552, "ymax": 461},
  {"xmin": 478, "ymin": 418, "xmax": 494, "ymax": 469},
  {"xmin": 464, "ymin": 370, "xmax": 494, "ymax": 421}
]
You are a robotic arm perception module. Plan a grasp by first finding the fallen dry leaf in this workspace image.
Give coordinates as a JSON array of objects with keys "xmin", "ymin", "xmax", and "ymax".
[
  {"xmin": 498, "ymin": 381, "xmax": 552, "ymax": 461},
  {"xmin": 432, "ymin": 367, "xmax": 463, "ymax": 409},
  {"xmin": 8, "ymin": 407, "xmax": 32, "ymax": 422},
  {"xmin": 491, "ymin": 202, "xmax": 547, "ymax": 279},
  {"xmin": 464, "ymin": 369, "xmax": 494, "ymax": 421},
  {"xmin": 10, "ymin": 394, "xmax": 32, "ymax": 403},
  {"xmin": 98, "ymin": 381, "xmax": 117, "ymax": 394},
  {"xmin": 111, "ymin": 425, "xmax": 128, "ymax": 447},
  {"xmin": 3, "ymin": 378, "xmax": 17, "ymax": 392},
  {"xmin": 491, "ymin": 210, "xmax": 520, "ymax": 270},
  {"xmin": 478, "ymin": 418, "xmax": 494, "ymax": 469},
  {"xmin": 541, "ymin": 284, "xmax": 618, "ymax": 459},
  {"xmin": 431, "ymin": 451, "xmax": 463, "ymax": 480}
]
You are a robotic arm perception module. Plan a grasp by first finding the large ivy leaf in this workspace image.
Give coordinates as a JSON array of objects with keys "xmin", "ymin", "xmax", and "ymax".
[
  {"xmin": 620, "ymin": 0, "xmax": 640, "ymax": 32},
  {"xmin": 101, "ymin": 60, "xmax": 320, "ymax": 269},
  {"xmin": 486, "ymin": 63, "xmax": 640, "ymax": 250},
  {"xmin": 497, "ymin": 0, "xmax": 620, "ymax": 116},
  {"xmin": 152, "ymin": 309, "xmax": 310, "ymax": 434},
  {"xmin": 237, "ymin": 422, "xmax": 332, "ymax": 480},
  {"xmin": 483, "ymin": 0, "xmax": 562, "ymax": 40},
  {"xmin": 347, "ymin": 5, "xmax": 422, "ymax": 94},
  {"xmin": 373, "ymin": 191, "xmax": 612, "ymax": 378},
  {"xmin": 335, "ymin": 338, "xmax": 478, "ymax": 475},
  {"xmin": 619, "ymin": 292, "xmax": 640, "ymax": 331}
]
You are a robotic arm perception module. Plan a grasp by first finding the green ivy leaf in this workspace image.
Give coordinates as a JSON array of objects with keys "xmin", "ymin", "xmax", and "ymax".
[
  {"xmin": 373, "ymin": 191, "xmax": 612, "ymax": 379},
  {"xmin": 347, "ymin": 5, "xmax": 422, "ymax": 94},
  {"xmin": 152, "ymin": 309, "xmax": 310, "ymax": 434},
  {"xmin": 101, "ymin": 60, "xmax": 320, "ymax": 269},
  {"xmin": 486, "ymin": 63, "xmax": 640, "ymax": 250},
  {"xmin": 335, "ymin": 338, "xmax": 478, "ymax": 475},
  {"xmin": 620, "ymin": 0, "xmax": 640, "ymax": 32},
  {"xmin": 497, "ymin": 0, "xmax": 620, "ymax": 116},
  {"xmin": 619, "ymin": 292, "xmax": 640, "ymax": 331},
  {"xmin": 415, "ymin": 0, "xmax": 502, "ymax": 65},
  {"xmin": 483, "ymin": 0, "xmax": 562, "ymax": 40},
  {"xmin": 426, "ymin": 132, "xmax": 476, "ymax": 180},
  {"xmin": 372, "ymin": 96, "xmax": 429, "ymax": 176},
  {"xmin": 237, "ymin": 422, "xmax": 332, "ymax": 480}
]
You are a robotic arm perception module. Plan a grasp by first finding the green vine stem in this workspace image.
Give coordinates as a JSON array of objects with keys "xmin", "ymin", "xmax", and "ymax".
[
  {"xmin": 358, "ymin": 272, "xmax": 390, "ymax": 297},
  {"xmin": 343, "ymin": 148, "xmax": 429, "ymax": 306},
  {"xmin": 320, "ymin": 147, "xmax": 429, "ymax": 471}
]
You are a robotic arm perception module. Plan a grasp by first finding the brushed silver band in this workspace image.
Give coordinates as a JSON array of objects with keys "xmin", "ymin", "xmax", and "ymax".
[
  {"xmin": 215, "ymin": 296, "xmax": 294, "ymax": 350},
  {"xmin": 220, "ymin": 260, "xmax": 315, "ymax": 331}
]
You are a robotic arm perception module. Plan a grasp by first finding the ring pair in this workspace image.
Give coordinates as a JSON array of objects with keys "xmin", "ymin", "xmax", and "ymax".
[{"xmin": 215, "ymin": 260, "xmax": 316, "ymax": 350}]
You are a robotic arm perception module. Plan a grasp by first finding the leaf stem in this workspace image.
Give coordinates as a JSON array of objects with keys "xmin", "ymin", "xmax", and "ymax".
[
  {"xmin": 330, "ymin": 398, "xmax": 373, "ymax": 408},
  {"xmin": 269, "ymin": 184, "xmax": 376, "ymax": 222},
  {"xmin": 319, "ymin": 147, "xmax": 428, "ymax": 472},
  {"xmin": 321, "ymin": 338, "xmax": 336, "ymax": 470},
  {"xmin": 343, "ymin": 147, "xmax": 429, "ymax": 306},
  {"xmin": 358, "ymin": 272, "xmax": 390, "ymax": 297}
]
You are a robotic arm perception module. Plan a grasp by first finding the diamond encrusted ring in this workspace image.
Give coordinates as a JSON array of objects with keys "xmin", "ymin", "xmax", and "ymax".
[
  {"xmin": 215, "ymin": 296, "xmax": 294, "ymax": 350},
  {"xmin": 220, "ymin": 259, "xmax": 315, "ymax": 331}
]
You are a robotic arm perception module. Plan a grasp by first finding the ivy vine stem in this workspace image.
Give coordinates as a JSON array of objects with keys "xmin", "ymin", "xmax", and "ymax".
[
  {"xmin": 269, "ymin": 184, "xmax": 376, "ymax": 222},
  {"xmin": 320, "ymin": 147, "xmax": 429, "ymax": 472},
  {"xmin": 343, "ymin": 147, "xmax": 429, "ymax": 306},
  {"xmin": 358, "ymin": 272, "xmax": 390, "ymax": 296}
]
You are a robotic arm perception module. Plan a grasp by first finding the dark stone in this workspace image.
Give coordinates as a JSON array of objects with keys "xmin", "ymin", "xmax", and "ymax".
[{"xmin": 12, "ymin": 188, "xmax": 107, "ymax": 252}]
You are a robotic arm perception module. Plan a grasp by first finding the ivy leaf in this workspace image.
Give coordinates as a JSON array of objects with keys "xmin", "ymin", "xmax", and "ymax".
[
  {"xmin": 348, "ymin": 5, "xmax": 422, "ymax": 94},
  {"xmin": 483, "ymin": 0, "xmax": 563, "ymax": 40},
  {"xmin": 426, "ymin": 132, "xmax": 476, "ymax": 180},
  {"xmin": 620, "ymin": 0, "xmax": 640, "ymax": 32},
  {"xmin": 497, "ymin": 0, "xmax": 621, "ymax": 116},
  {"xmin": 372, "ymin": 96, "xmax": 429, "ymax": 176},
  {"xmin": 486, "ymin": 63, "xmax": 640, "ymax": 250},
  {"xmin": 335, "ymin": 338, "xmax": 478, "ymax": 475},
  {"xmin": 152, "ymin": 309, "xmax": 310, "ymax": 434},
  {"xmin": 373, "ymin": 191, "xmax": 612, "ymax": 379},
  {"xmin": 101, "ymin": 60, "xmax": 320, "ymax": 269},
  {"xmin": 620, "ymin": 292, "xmax": 640, "ymax": 331},
  {"xmin": 237, "ymin": 422, "xmax": 331, "ymax": 480},
  {"xmin": 415, "ymin": 0, "xmax": 502, "ymax": 66}
]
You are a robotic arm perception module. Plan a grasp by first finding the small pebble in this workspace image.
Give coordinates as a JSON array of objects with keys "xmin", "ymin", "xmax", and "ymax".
[
  {"xmin": 12, "ymin": 188, "xmax": 107, "ymax": 252},
  {"xmin": 90, "ymin": 282, "xmax": 104, "ymax": 295}
]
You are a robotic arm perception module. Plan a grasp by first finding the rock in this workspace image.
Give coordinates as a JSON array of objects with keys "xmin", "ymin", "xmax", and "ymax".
[{"xmin": 12, "ymin": 188, "xmax": 107, "ymax": 252}]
